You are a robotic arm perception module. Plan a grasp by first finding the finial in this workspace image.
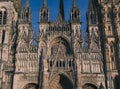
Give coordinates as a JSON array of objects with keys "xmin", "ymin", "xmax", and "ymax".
[
  {"xmin": 43, "ymin": 0, "xmax": 47, "ymax": 7},
  {"xmin": 73, "ymin": 0, "xmax": 77, "ymax": 7},
  {"xmin": 25, "ymin": 0, "xmax": 30, "ymax": 7},
  {"xmin": 88, "ymin": 0, "xmax": 93, "ymax": 10}
]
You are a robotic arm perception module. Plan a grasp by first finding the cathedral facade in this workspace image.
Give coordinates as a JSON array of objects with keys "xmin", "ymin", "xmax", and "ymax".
[{"xmin": 0, "ymin": 0, "xmax": 120, "ymax": 89}]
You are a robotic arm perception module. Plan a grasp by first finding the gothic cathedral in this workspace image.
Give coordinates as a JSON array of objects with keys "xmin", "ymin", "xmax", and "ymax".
[{"xmin": 0, "ymin": 0, "xmax": 120, "ymax": 89}]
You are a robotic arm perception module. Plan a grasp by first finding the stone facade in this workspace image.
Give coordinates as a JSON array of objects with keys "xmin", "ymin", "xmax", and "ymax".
[{"xmin": 0, "ymin": 0, "xmax": 120, "ymax": 89}]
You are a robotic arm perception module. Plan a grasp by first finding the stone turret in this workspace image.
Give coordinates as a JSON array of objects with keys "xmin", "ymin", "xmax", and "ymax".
[
  {"xmin": 40, "ymin": 0, "xmax": 49, "ymax": 23},
  {"xmin": 70, "ymin": 0, "xmax": 80, "ymax": 23},
  {"xmin": 23, "ymin": 0, "xmax": 32, "ymax": 24},
  {"xmin": 86, "ymin": 0, "xmax": 101, "ymax": 49}
]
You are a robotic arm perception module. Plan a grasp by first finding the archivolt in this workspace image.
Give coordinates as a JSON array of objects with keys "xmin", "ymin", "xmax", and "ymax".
[{"xmin": 49, "ymin": 36, "xmax": 72, "ymax": 55}]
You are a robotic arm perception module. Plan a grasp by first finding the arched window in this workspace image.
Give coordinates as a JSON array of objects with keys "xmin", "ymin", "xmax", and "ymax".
[
  {"xmin": 0, "ymin": 8, "xmax": 7, "ymax": 25},
  {"xmin": 114, "ymin": 75, "xmax": 120, "ymax": 89},
  {"xmin": 107, "ymin": 13, "xmax": 111, "ymax": 20},
  {"xmin": 110, "ymin": 45, "xmax": 113, "ymax": 53},
  {"xmin": 108, "ymin": 26, "xmax": 112, "ymax": 36},
  {"xmin": 107, "ymin": 8, "xmax": 111, "ymax": 21},
  {"xmin": 24, "ymin": 8, "xmax": 31, "ymax": 22},
  {"xmin": 110, "ymin": 44, "xmax": 114, "ymax": 53},
  {"xmin": 90, "ymin": 13, "xmax": 93, "ymax": 24},
  {"xmin": 25, "ymin": 13, "xmax": 29, "ymax": 22},
  {"xmin": 3, "ymin": 11, "xmax": 7, "ymax": 24},
  {"xmin": 43, "ymin": 11, "xmax": 47, "ymax": 20},
  {"xmin": 74, "ymin": 12, "xmax": 77, "ymax": 20},
  {"xmin": 111, "ymin": 56, "xmax": 116, "ymax": 70},
  {"xmin": 99, "ymin": 83, "xmax": 104, "ymax": 89}
]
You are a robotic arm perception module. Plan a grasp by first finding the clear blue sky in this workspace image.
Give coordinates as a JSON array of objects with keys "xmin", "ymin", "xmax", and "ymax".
[{"xmin": 22, "ymin": 0, "xmax": 89, "ymax": 33}]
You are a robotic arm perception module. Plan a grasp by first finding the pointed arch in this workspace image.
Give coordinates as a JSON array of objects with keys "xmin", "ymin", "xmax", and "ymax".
[
  {"xmin": 107, "ymin": 7, "xmax": 111, "ymax": 21},
  {"xmin": 109, "ymin": 41, "xmax": 114, "ymax": 53},
  {"xmin": 50, "ymin": 36, "xmax": 71, "ymax": 55},
  {"xmin": 23, "ymin": 83, "xmax": 38, "ymax": 89},
  {"xmin": 113, "ymin": 75, "xmax": 120, "ymax": 89},
  {"xmin": 82, "ymin": 83, "xmax": 98, "ymax": 89},
  {"xmin": 49, "ymin": 74, "xmax": 73, "ymax": 89},
  {"xmin": 0, "ymin": 7, "xmax": 7, "ymax": 25},
  {"xmin": 40, "ymin": 7, "xmax": 49, "ymax": 22}
]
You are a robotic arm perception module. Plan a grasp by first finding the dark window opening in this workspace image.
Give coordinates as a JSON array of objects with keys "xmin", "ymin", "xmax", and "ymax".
[
  {"xmin": 0, "ymin": 11, "xmax": 2, "ymax": 24},
  {"xmin": 3, "ymin": 11, "xmax": 7, "ymax": 24},
  {"xmin": 0, "ymin": 10, "xmax": 7, "ymax": 25},
  {"xmin": 60, "ymin": 61, "xmax": 62, "ymax": 67},
  {"xmin": 25, "ymin": 13, "xmax": 29, "ymax": 22},
  {"xmin": 90, "ymin": 13, "xmax": 97, "ymax": 24},
  {"xmin": 108, "ymin": 26, "xmax": 111, "ymax": 31},
  {"xmin": 110, "ymin": 44, "xmax": 114, "ymax": 53},
  {"xmin": 56, "ymin": 61, "xmax": 59, "ymax": 67},
  {"xmin": 90, "ymin": 14, "xmax": 93, "ymax": 24},
  {"xmin": 114, "ymin": 76, "xmax": 120, "ymax": 89},
  {"xmin": 50, "ymin": 61, "xmax": 53, "ymax": 67},
  {"xmin": 111, "ymin": 56, "xmax": 116, "ymax": 70},
  {"xmin": 2, "ymin": 30, "xmax": 5, "ymax": 44},
  {"xmin": 43, "ymin": 12, "xmax": 47, "ymax": 20},
  {"xmin": 69, "ymin": 61, "xmax": 72, "ymax": 67},
  {"xmin": 118, "ymin": 13, "xmax": 120, "ymax": 18},
  {"xmin": 107, "ymin": 12, "xmax": 111, "ymax": 21},
  {"xmin": 83, "ymin": 83, "xmax": 98, "ymax": 89},
  {"xmin": 63, "ymin": 61, "xmax": 65, "ymax": 67},
  {"xmin": 74, "ymin": 12, "xmax": 77, "ymax": 19}
]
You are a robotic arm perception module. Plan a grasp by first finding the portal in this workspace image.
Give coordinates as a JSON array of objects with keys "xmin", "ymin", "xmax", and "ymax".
[
  {"xmin": 83, "ymin": 83, "xmax": 98, "ymax": 89},
  {"xmin": 23, "ymin": 83, "xmax": 38, "ymax": 89},
  {"xmin": 49, "ymin": 74, "xmax": 73, "ymax": 89}
]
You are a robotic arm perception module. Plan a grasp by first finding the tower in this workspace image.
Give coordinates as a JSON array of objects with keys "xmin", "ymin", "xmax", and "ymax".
[
  {"xmin": 40, "ymin": 0, "xmax": 49, "ymax": 23},
  {"xmin": 13, "ymin": 0, "xmax": 38, "ymax": 89},
  {"xmin": 39, "ymin": 0, "xmax": 49, "ymax": 40},
  {"xmin": 39, "ymin": 0, "xmax": 49, "ymax": 89},
  {"xmin": 70, "ymin": 0, "xmax": 80, "ymax": 23},
  {"xmin": 12, "ymin": 0, "xmax": 22, "ymax": 16},
  {"xmin": 100, "ymin": 0, "xmax": 120, "ymax": 89},
  {"xmin": 87, "ymin": 0, "xmax": 101, "ymax": 49},
  {"xmin": 23, "ymin": 0, "xmax": 32, "ymax": 24},
  {"xmin": 0, "ymin": 1, "xmax": 18, "ymax": 89},
  {"xmin": 70, "ymin": 0, "xmax": 82, "ymax": 53}
]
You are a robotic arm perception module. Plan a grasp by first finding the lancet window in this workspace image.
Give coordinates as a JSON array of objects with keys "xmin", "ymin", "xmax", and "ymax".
[{"xmin": 0, "ymin": 8, "xmax": 7, "ymax": 25}]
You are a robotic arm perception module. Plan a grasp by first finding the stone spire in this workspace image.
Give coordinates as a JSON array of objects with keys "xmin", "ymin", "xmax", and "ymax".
[
  {"xmin": 58, "ymin": 0, "xmax": 65, "ymax": 21},
  {"xmin": 87, "ymin": 0, "xmax": 98, "ymax": 25},
  {"xmin": 88, "ymin": 0, "xmax": 96, "ymax": 11},
  {"xmin": 40, "ymin": 0, "xmax": 49, "ymax": 22},
  {"xmin": 70, "ymin": 0, "xmax": 80, "ymax": 22},
  {"xmin": 23, "ymin": 0, "xmax": 32, "ymax": 23},
  {"xmin": 73, "ymin": 0, "xmax": 76, "ymax": 7},
  {"xmin": 43, "ymin": 0, "xmax": 47, "ymax": 7},
  {"xmin": 13, "ymin": 0, "xmax": 22, "ymax": 17},
  {"xmin": 25, "ymin": 0, "xmax": 30, "ymax": 8}
]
